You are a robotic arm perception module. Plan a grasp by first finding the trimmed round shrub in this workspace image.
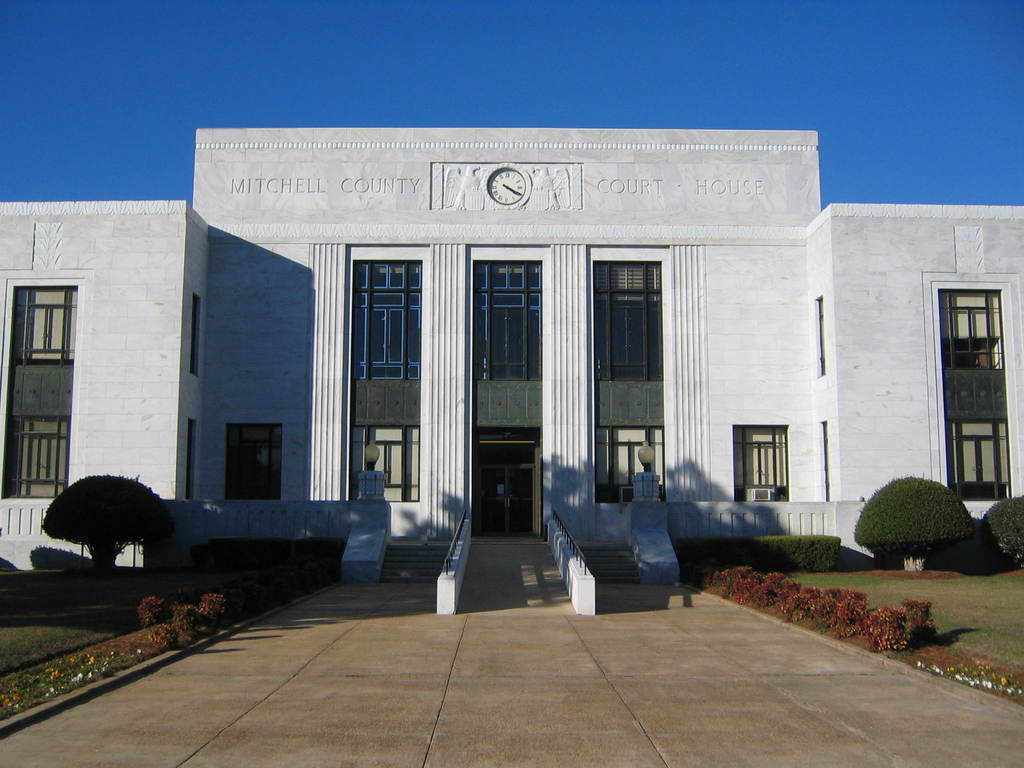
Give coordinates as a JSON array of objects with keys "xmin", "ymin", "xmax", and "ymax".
[
  {"xmin": 854, "ymin": 477, "xmax": 973, "ymax": 571},
  {"xmin": 983, "ymin": 497, "xmax": 1024, "ymax": 567},
  {"xmin": 42, "ymin": 475, "xmax": 173, "ymax": 570}
]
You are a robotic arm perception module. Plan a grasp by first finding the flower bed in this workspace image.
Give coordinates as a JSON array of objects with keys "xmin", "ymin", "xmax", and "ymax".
[
  {"xmin": 1, "ymin": 555, "xmax": 340, "ymax": 721},
  {"xmin": 704, "ymin": 566, "xmax": 935, "ymax": 652}
]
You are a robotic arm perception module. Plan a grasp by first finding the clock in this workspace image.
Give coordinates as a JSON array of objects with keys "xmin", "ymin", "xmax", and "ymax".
[{"xmin": 487, "ymin": 167, "xmax": 528, "ymax": 205}]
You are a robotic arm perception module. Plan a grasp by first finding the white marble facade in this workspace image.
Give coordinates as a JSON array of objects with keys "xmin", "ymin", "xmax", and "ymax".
[{"xmin": 1, "ymin": 128, "xmax": 1023, "ymax": 566}]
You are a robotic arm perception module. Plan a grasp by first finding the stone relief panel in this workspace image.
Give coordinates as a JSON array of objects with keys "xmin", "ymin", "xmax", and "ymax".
[
  {"xmin": 430, "ymin": 163, "xmax": 583, "ymax": 211},
  {"xmin": 32, "ymin": 222, "xmax": 62, "ymax": 269}
]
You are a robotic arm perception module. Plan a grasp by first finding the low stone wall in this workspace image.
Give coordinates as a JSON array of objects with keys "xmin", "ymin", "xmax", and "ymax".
[
  {"xmin": 0, "ymin": 501, "xmax": 139, "ymax": 570},
  {"xmin": 144, "ymin": 500, "xmax": 355, "ymax": 568}
]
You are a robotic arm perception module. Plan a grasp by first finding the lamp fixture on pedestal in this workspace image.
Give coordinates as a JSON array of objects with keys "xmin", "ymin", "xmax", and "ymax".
[
  {"xmin": 364, "ymin": 441, "xmax": 380, "ymax": 471},
  {"xmin": 637, "ymin": 442, "xmax": 654, "ymax": 473}
]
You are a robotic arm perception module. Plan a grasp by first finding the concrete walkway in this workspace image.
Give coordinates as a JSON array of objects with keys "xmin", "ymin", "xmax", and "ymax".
[{"xmin": 3, "ymin": 544, "xmax": 1023, "ymax": 766}]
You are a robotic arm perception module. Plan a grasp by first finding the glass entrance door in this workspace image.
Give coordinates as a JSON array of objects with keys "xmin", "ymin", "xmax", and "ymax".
[
  {"xmin": 480, "ymin": 464, "xmax": 534, "ymax": 534},
  {"xmin": 475, "ymin": 428, "xmax": 540, "ymax": 536}
]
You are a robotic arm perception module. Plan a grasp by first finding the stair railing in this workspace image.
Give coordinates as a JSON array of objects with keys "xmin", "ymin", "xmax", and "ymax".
[
  {"xmin": 551, "ymin": 509, "xmax": 589, "ymax": 576},
  {"xmin": 443, "ymin": 509, "xmax": 468, "ymax": 575}
]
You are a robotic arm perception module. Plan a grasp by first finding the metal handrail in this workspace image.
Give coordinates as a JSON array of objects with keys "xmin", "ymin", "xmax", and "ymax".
[
  {"xmin": 551, "ymin": 510, "xmax": 589, "ymax": 576},
  {"xmin": 443, "ymin": 509, "xmax": 468, "ymax": 575}
]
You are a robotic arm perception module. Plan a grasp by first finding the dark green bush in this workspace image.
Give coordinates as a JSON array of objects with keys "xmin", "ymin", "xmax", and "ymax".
[
  {"xmin": 293, "ymin": 537, "xmax": 345, "ymax": 560},
  {"xmin": 208, "ymin": 537, "xmax": 292, "ymax": 570},
  {"xmin": 854, "ymin": 477, "xmax": 973, "ymax": 571},
  {"xmin": 190, "ymin": 543, "xmax": 210, "ymax": 568},
  {"xmin": 41, "ymin": 475, "xmax": 173, "ymax": 570},
  {"xmin": 676, "ymin": 535, "xmax": 840, "ymax": 573},
  {"xmin": 983, "ymin": 497, "xmax": 1024, "ymax": 567}
]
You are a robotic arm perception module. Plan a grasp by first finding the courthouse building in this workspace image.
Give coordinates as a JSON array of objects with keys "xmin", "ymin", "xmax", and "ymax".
[{"xmin": 0, "ymin": 127, "xmax": 1021, "ymax": 568}]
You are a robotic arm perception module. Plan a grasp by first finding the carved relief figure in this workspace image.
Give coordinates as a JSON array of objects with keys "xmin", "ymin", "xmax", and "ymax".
[
  {"xmin": 529, "ymin": 168, "xmax": 552, "ymax": 211},
  {"xmin": 552, "ymin": 167, "xmax": 572, "ymax": 210},
  {"xmin": 444, "ymin": 166, "xmax": 486, "ymax": 210}
]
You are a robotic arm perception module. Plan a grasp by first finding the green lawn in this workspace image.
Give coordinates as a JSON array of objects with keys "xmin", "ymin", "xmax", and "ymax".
[
  {"xmin": 794, "ymin": 572, "xmax": 1024, "ymax": 669},
  {"xmin": 0, "ymin": 569, "xmax": 230, "ymax": 674}
]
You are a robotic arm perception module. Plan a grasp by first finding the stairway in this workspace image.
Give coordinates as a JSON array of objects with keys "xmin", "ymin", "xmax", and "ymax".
[
  {"xmin": 579, "ymin": 543, "xmax": 641, "ymax": 584},
  {"xmin": 380, "ymin": 542, "xmax": 448, "ymax": 583}
]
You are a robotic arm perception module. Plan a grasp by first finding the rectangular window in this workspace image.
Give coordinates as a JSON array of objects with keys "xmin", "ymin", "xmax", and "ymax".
[
  {"xmin": 733, "ymin": 426, "xmax": 789, "ymax": 501},
  {"xmin": 473, "ymin": 262, "xmax": 542, "ymax": 380},
  {"xmin": 4, "ymin": 416, "xmax": 70, "ymax": 497},
  {"xmin": 940, "ymin": 291, "xmax": 1003, "ymax": 370},
  {"xmin": 225, "ymin": 424, "xmax": 281, "ymax": 499},
  {"xmin": 185, "ymin": 418, "xmax": 196, "ymax": 499},
  {"xmin": 350, "ymin": 426, "xmax": 420, "ymax": 502},
  {"xmin": 353, "ymin": 261, "xmax": 421, "ymax": 380},
  {"xmin": 594, "ymin": 263, "xmax": 662, "ymax": 381},
  {"xmin": 947, "ymin": 420, "xmax": 1010, "ymax": 500},
  {"xmin": 189, "ymin": 294, "xmax": 200, "ymax": 375},
  {"xmin": 595, "ymin": 426, "xmax": 664, "ymax": 503},
  {"xmin": 821, "ymin": 420, "xmax": 830, "ymax": 502},
  {"xmin": 815, "ymin": 296, "xmax": 826, "ymax": 377},
  {"xmin": 12, "ymin": 287, "xmax": 77, "ymax": 366},
  {"xmin": 5, "ymin": 287, "xmax": 77, "ymax": 498}
]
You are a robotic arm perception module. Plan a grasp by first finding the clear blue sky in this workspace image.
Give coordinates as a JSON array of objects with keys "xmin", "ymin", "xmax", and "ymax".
[{"xmin": 2, "ymin": 0, "xmax": 1021, "ymax": 207}]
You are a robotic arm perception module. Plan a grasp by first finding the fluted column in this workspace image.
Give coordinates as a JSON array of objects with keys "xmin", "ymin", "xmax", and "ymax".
[
  {"xmin": 420, "ymin": 243, "xmax": 470, "ymax": 536},
  {"xmin": 309, "ymin": 244, "xmax": 348, "ymax": 500},
  {"xmin": 543, "ymin": 244, "xmax": 594, "ymax": 537},
  {"xmin": 663, "ymin": 244, "xmax": 711, "ymax": 500}
]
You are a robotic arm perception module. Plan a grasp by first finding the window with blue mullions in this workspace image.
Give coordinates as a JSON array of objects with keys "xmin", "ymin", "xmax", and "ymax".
[
  {"xmin": 474, "ymin": 262, "xmax": 541, "ymax": 380},
  {"xmin": 354, "ymin": 262, "xmax": 421, "ymax": 380}
]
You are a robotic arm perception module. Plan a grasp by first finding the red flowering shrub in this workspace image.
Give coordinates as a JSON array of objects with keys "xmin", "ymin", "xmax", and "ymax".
[
  {"xmin": 859, "ymin": 606, "xmax": 910, "ymax": 652},
  {"xmin": 198, "ymin": 593, "xmax": 226, "ymax": 623},
  {"xmin": 826, "ymin": 589, "xmax": 869, "ymax": 638},
  {"xmin": 901, "ymin": 599, "xmax": 936, "ymax": 645},
  {"xmin": 703, "ymin": 567, "xmax": 936, "ymax": 654},
  {"xmin": 169, "ymin": 602, "xmax": 203, "ymax": 643},
  {"xmin": 778, "ymin": 586, "xmax": 823, "ymax": 624},
  {"xmin": 148, "ymin": 624, "xmax": 176, "ymax": 651},
  {"xmin": 137, "ymin": 596, "xmax": 165, "ymax": 628}
]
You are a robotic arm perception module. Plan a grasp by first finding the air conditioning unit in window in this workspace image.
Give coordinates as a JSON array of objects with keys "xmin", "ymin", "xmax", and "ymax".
[
  {"xmin": 619, "ymin": 486, "xmax": 635, "ymax": 503},
  {"xmin": 746, "ymin": 488, "xmax": 775, "ymax": 502}
]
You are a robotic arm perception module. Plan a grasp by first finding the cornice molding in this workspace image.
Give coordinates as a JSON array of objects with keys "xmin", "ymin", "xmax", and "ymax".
[
  {"xmin": 0, "ymin": 201, "xmax": 187, "ymax": 216},
  {"xmin": 196, "ymin": 140, "xmax": 816, "ymax": 153},
  {"xmin": 807, "ymin": 203, "xmax": 1024, "ymax": 236},
  {"xmin": 210, "ymin": 221, "xmax": 809, "ymax": 245}
]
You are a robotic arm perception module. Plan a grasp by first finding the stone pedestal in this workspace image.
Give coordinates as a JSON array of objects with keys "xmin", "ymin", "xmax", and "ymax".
[{"xmin": 357, "ymin": 470, "xmax": 384, "ymax": 500}]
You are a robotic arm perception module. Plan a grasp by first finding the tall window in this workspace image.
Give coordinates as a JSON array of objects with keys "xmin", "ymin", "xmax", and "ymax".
[
  {"xmin": 594, "ymin": 263, "xmax": 662, "ymax": 380},
  {"xmin": 941, "ymin": 291, "xmax": 1002, "ymax": 370},
  {"xmin": 733, "ymin": 426, "xmax": 788, "ymax": 501},
  {"xmin": 185, "ymin": 418, "xmax": 196, "ymax": 499},
  {"xmin": 595, "ymin": 426, "xmax": 664, "ymax": 503},
  {"xmin": 353, "ymin": 262, "xmax": 421, "ymax": 380},
  {"xmin": 5, "ymin": 287, "xmax": 77, "ymax": 498},
  {"xmin": 473, "ymin": 262, "xmax": 541, "ymax": 380},
  {"xmin": 189, "ymin": 294, "xmax": 201, "ymax": 375},
  {"xmin": 947, "ymin": 421, "xmax": 1009, "ymax": 500},
  {"xmin": 225, "ymin": 424, "xmax": 281, "ymax": 499},
  {"xmin": 821, "ymin": 421, "xmax": 830, "ymax": 502},
  {"xmin": 939, "ymin": 290, "xmax": 1010, "ymax": 499},
  {"xmin": 815, "ymin": 296, "xmax": 826, "ymax": 377},
  {"xmin": 350, "ymin": 426, "xmax": 420, "ymax": 501}
]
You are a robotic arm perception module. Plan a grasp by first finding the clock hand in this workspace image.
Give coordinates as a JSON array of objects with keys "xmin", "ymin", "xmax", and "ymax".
[{"xmin": 502, "ymin": 184, "xmax": 520, "ymax": 194}]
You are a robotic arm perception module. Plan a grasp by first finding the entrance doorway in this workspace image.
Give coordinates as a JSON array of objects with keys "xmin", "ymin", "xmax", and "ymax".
[{"xmin": 474, "ymin": 428, "xmax": 540, "ymax": 536}]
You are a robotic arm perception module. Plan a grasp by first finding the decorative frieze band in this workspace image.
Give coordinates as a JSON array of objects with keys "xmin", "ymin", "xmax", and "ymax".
[
  {"xmin": 0, "ymin": 201, "xmax": 187, "ymax": 216},
  {"xmin": 197, "ymin": 141, "xmax": 816, "ymax": 152}
]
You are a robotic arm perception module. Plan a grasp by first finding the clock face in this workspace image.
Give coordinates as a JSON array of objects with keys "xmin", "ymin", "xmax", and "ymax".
[{"xmin": 487, "ymin": 167, "xmax": 528, "ymax": 205}]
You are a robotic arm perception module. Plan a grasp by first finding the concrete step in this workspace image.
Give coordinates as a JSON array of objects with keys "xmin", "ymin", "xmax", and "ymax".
[
  {"xmin": 380, "ymin": 543, "xmax": 448, "ymax": 583},
  {"xmin": 579, "ymin": 544, "xmax": 641, "ymax": 584}
]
